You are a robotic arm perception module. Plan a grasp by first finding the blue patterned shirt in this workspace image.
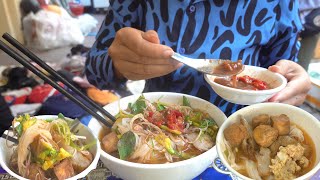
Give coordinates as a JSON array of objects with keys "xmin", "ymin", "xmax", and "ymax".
[{"xmin": 86, "ymin": 0, "xmax": 302, "ymax": 116}]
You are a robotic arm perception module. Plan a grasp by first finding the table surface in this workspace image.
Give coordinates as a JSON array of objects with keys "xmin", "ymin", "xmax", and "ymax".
[
  {"xmin": 2, "ymin": 159, "xmax": 320, "ymax": 180},
  {"xmin": 0, "ymin": 159, "xmax": 233, "ymax": 180}
]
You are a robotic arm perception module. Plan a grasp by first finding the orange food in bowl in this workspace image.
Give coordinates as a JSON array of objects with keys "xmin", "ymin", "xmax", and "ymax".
[{"xmin": 87, "ymin": 87, "xmax": 119, "ymax": 105}]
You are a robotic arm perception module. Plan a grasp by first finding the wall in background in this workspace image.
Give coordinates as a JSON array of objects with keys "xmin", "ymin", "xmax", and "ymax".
[{"xmin": 0, "ymin": 0, "xmax": 24, "ymax": 44}]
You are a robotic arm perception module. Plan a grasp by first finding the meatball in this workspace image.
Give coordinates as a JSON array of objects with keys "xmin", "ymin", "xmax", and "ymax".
[
  {"xmin": 252, "ymin": 114, "xmax": 270, "ymax": 129},
  {"xmin": 102, "ymin": 131, "xmax": 119, "ymax": 153},
  {"xmin": 271, "ymin": 114, "xmax": 290, "ymax": 135},
  {"xmin": 253, "ymin": 125, "xmax": 278, "ymax": 147},
  {"xmin": 224, "ymin": 122, "xmax": 249, "ymax": 147}
]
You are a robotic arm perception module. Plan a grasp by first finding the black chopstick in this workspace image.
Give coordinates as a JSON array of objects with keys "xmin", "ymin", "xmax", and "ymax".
[
  {"xmin": 0, "ymin": 40, "xmax": 113, "ymax": 128},
  {"xmin": 1, "ymin": 134, "xmax": 18, "ymax": 144},
  {"xmin": 2, "ymin": 33, "xmax": 116, "ymax": 123}
]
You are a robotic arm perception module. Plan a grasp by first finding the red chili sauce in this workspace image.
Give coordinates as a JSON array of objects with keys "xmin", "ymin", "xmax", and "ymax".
[
  {"xmin": 146, "ymin": 109, "xmax": 184, "ymax": 132},
  {"xmin": 214, "ymin": 75, "xmax": 270, "ymax": 90}
]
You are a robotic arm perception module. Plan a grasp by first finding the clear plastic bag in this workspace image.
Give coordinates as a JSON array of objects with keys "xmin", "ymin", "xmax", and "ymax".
[{"xmin": 22, "ymin": 7, "xmax": 84, "ymax": 50}]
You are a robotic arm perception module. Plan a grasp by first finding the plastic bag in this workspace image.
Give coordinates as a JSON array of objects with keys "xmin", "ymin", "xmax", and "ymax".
[
  {"xmin": 22, "ymin": 7, "xmax": 84, "ymax": 50},
  {"xmin": 76, "ymin": 14, "xmax": 98, "ymax": 36}
]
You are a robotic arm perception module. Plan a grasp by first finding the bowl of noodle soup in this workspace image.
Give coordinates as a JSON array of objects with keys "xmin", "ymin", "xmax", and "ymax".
[
  {"xmin": 0, "ymin": 115, "xmax": 100, "ymax": 180},
  {"xmin": 88, "ymin": 92, "xmax": 227, "ymax": 180},
  {"xmin": 216, "ymin": 103, "xmax": 320, "ymax": 180}
]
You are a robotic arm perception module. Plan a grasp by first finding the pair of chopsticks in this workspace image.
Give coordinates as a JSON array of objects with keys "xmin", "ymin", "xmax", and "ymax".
[{"xmin": 0, "ymin": 33, "xmax": 116, "ymax": 129}]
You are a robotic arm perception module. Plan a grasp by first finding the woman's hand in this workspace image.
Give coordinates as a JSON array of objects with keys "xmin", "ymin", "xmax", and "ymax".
[
  {"xmin": 268, "ymin": 60, "xmax": 311, "ymax": 105},
  {"xmin": 109, "ymin": 27, "xmax": 182, "ymax": 80}
]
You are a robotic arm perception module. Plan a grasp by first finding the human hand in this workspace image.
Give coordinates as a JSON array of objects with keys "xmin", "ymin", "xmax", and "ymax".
[
  {"xmin": 109, "ymin": 27, "xmax": 182, "ymax": 80},
  {"xmin": 268, "ymin": 60, "xmax": 311, "ymax": 105}
]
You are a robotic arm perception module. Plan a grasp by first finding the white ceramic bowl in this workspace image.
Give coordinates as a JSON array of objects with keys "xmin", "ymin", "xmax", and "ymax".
[
  {"xmin": 216, "ymin": 103, "xmax": 320, "ymax": 180},
  {"xmin": 0, "ymin": 115, "xmax": 101, "ymax": 180},
  {"xmin": 88, "ymin": 92, "xmax": 227, "ymax": 180},
  {"xmin": 204, "ymin": 65, "xmax": 287, "ymax": 105}
]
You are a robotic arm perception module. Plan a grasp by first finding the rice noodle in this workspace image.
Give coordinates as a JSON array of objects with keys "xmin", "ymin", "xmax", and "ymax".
[
  {"xmin": 140, "ymin": 122, "xmax": 163, "ymax": 133},
  {"xmin": 186, "ymin": 129, "xmax": 203, "ymax": 144},
  {"xmin": 168, "ymin": 133, "xmax": 186, "ymax": 147},
  {"xmin": 177, "ymin": 106, "xmax": 193, "ymax": 115},
  {"xmin": 17, "ymin": 120, "xmax": 52, "ymax": 176},
  {"xmin": 164, "ymin": 151, "xmax": 173, "ymax": 162},
  {"xmin": 143, "ymin": 99, "xmax": 156, "ymax": 112},
  {"xmin": 129, "ymin": 114, "xmax": 164, "ymax": 138},
  {"xmin": 255, "ymin": 147, "xmax": 271, "ymax": 177},
  {"xmin": 245, "ymin": 159, "xmax": 262, "ymax": 180},
  {"xmin": 129, "ymin": 114, "xmax": 146, "ymax": 132},
  {"xmin": 223, "ymin": 137, "xmax": 242, "ymax": 170},
  {"xmin": 130, "ymin": 143, "xmax": 152, "ymax": 163}
]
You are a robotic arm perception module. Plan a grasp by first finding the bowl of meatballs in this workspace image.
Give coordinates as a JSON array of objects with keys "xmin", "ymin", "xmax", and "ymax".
[{"xmin": 215, "ymin": 103, "xmax": 320, "ymax": 180}]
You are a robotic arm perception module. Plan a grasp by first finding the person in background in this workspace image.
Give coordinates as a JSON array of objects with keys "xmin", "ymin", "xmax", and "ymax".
[
  {"xmin": 0, "ymin": 95, "xmax": 14, "ymax": 136},
  {"xmin": 298, "ymin": 0, "xmax": 320, "ymax": 71},
  {"xmin": 86, "ymin": 0, "xmax": 311, "ymax": 116}
]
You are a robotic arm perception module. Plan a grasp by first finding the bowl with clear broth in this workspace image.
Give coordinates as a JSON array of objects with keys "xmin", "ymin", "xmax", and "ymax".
[{"xmin": 88, "ymin": 92, "xmax": 227, "ymax": 180}]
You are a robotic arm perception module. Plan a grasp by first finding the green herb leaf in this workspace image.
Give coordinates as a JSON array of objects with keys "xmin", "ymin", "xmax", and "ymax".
[
  {"xmin": 23, "ymin": 114, "xmax": 30, "ymax": 121},
  {"xmin": 204, "ymin": 118, "xmax": 217, "ymax": 126},
  {"xmin": 190, "ymin": 112, "xmax": 203, "ymax": 123},
  {"xmin": 117, "ymin": 131, "xmax": 136, "ymax": 160},
  {"xmin": 156, "ymin": 103, "xmax": 165, "ymax": 111},
  {"xmin": 199, "ymin": 118, "xmax": 217, "ymax": 128},
  {"xmin": 15, "ymin": 124, "xmax": 23, "ymax": 136},
  {"xmin": 130, "ymin": 95, "xmax": 146, "ymax": 114},
  {"xmin": 58, "ymin": 113, "xmax": 66, "ymax": 120},
  {"xmin": 127, "ymin": 103, "xmax": 132, "ymax": 110},
  {"xmin": 183, "ymin": 96, "xmax": 191, "ymax": 107},
  {"xmin": 44, "ymin": 118, "xmax": 55, "ymax": 122}
]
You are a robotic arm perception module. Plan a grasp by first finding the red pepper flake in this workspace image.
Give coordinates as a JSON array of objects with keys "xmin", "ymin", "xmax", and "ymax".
[
  {"xmin": 145, "ymin": 109, "xmax": 185, "ymax": 132},
  {"xmin": 166, "ymin": 109, "xmax": 184, "ymax": 132},
  {"xmin": 146, "ymin": 111, "xmax": 163, "ymax": 127}
]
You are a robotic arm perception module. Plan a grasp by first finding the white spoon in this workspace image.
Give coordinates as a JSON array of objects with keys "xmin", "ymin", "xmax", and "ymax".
[{"xmin": 171, "ymin": 52, "xmax": 244, "ymax": 76}]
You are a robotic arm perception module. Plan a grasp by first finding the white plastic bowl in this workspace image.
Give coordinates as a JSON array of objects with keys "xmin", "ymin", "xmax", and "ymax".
[
  {"xmin": 88, "ymin": 92, "xmax": 227, "ymax": 180},
  {"xmin": 216, "ymin": 103, "xmax": 320, "ymax": 180},
  {"xmin": 0, "ymin": 115, "xmax": 101, "ymax": 180},
  {"xmin": 204, "ymin": 65, "xmax": 287, "ymax": 105}
]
